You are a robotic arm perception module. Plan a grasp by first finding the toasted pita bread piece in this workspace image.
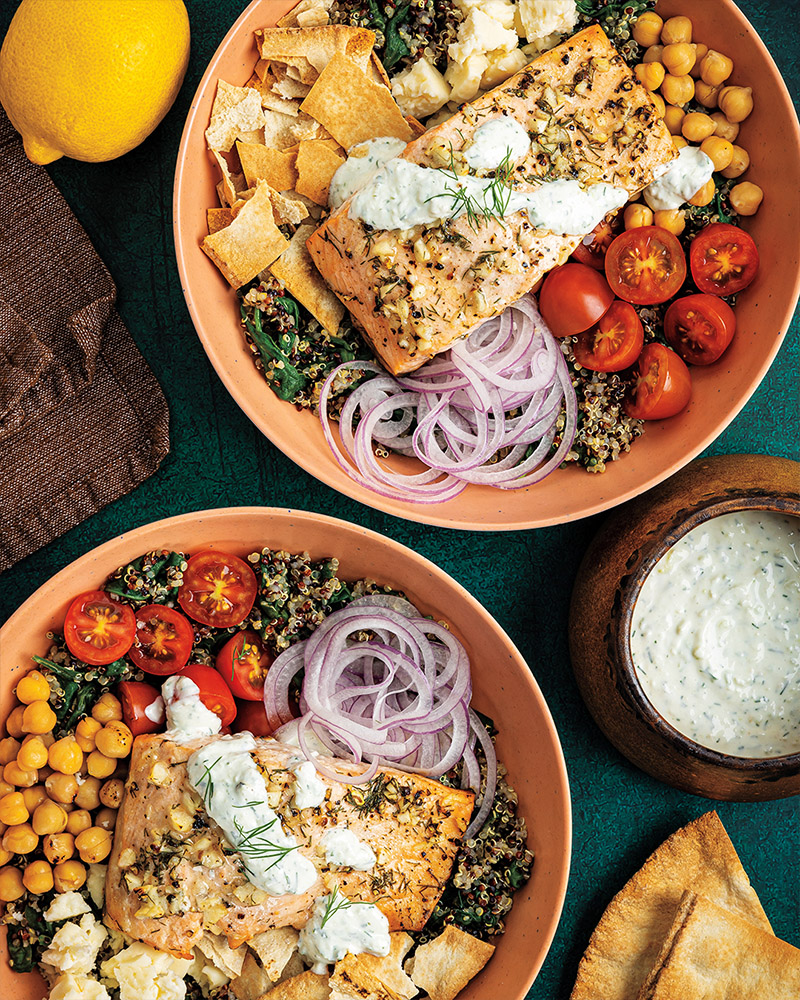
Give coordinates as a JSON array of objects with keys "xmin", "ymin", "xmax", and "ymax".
[
  {"xmin": 277, "ymin": 0, "xmax": 334, "ymax": 29},
  {"xmin": 330, "ymin": 933, "xmax": 417, "ymax": 1000},
  {"xmin": 196, "ymin": 932, "xmax": 247, "ymax": 979},
  {"xmin": 207, "ymin": 207, "xmax": 235, "ymax": 235},
  {"xmin": 263, "ymin": 108, "xmax": 331, "ymax": 150},
  {"xmin": 202, "ymin": 180, "xmax": 289, "ymax": 287},
  {"xmin": 255, "ymin": 25, "xmax": 375, "ymax": 80},
  {"xmin": 212, "ymin": 148, "xmax": 247, "ymax": 207},
  {"xmin": 270, "ymin": 223, "xmax": 344, "ymax": 333},
  {"xmin": 570, "ymin": 811, "xmax": 773, "ymax": 1000},
  {"xmin": 268, "ymin": 970, "xmax": 332, "ymax": 1000},
  {"xmin": 237, "ymin": 141, "xmax": 299, "ymax": 192},
  {"xmin": 638, "ymin": 892, "xmax": 800, "ymax": 1000},
  {"xmin": 230, "ymin": 951, "xmax": 273, "ymax": 1000},
  {"xmin": 405, "ymin": 926, "xmax": 494, "ymax": 1000},
  {"xmin": 206, "ymin": 80, "xmax": 266, "ymax": 152},
  {"xmin": 295, "ymin": 140, "xmax": 345, "ymax": 206},
  {"xmin": 248, "ymin": 927, "xmax": 300, "ymax": 982}
]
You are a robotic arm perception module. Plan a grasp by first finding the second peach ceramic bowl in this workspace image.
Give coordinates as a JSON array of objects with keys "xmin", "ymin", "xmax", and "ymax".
[
  {"xmin": 0, "ymin": 507, "xmax": 571, "ymax": 1000},
  {"xmin": 173, "ymin": 0, "xmax": 800, "ymax": 530}
]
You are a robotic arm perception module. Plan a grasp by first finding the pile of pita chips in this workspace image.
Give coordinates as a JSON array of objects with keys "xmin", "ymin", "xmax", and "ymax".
[{"xmin": 403, "ymin": 926, "xmax": 495, "ymax": 1000}]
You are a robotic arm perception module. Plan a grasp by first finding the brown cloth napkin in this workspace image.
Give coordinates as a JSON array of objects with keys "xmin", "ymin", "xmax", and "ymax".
[{"xmin": 0, "ymin": 108, "xmax": 169, "ymax": 572}]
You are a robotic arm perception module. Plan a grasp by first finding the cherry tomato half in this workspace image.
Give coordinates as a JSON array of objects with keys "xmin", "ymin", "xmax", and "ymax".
[
  {"xmin": 625, "ymin": 343, "xmax": 692, "ymax": 420},
  {"xmin": 177, "ymin": 551, "xmax": 257, "ymax": 629},
  {"xmin": 571, "ymin": 215, "xmax": 621, "ymax": 270},
  {"xmin": 664, "ymin": 293, "xmax": 737, "ymax": 366},
  {"xmin": 233, "ymin": 699, "xmax": 273, "ymax": 738},
  {"xmin": 128, "ymin": 604, "xmax": 194, "ymax": 676},
  {"xmin": 215, "ymin": 630, "xmax": 274, "ymax": 701},
  {"xmin": 176, "ymin": 664, "xmax": 237, "ymax": 727},
  {"xmin": 64, "ymin": 591, "xmax": 136, "ymax": 665},
  {"xmin": 689, "ymin": 223, "xmax": 759, "ymax": 296},
  {"xmin": 118, "ymin": 680, "xmax": 164, "ymax": 737},
  {"xmin": 572, "ymin": 300, "xmax": 644, "ymax": 373},
  {"xmin": 538, "ymin": 262, "xmax": 615, "ymax": 337},
  {"xmin": 605, "ymin": 227, "xmax": 687, "ymax": 305}
]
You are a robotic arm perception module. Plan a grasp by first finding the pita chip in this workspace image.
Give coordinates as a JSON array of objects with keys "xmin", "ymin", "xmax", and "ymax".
[
  {"xmin": 329, "ymin": 933, "xmax": 417, "ymax": 1000},
  {"xmin": 196, "ymin": 933, "xmax": 247, "ymax": 979},
  {"xmin": 270, "ymin": 223, "xmax": 344, "ymax": 333},
  {"xmin": 248, "ymin": 927, "xmax": 300, "ymax": 982},
  {"xmin": 295, "ymin": 141, "xmax": 345, "ymax": 206},
  {"xmin": 246, "ymin": 71, "xmax": 300, "ymax": 116},
  {"xmin": 230, "ymin": 951, "xmax": 274, "ymax": 1000},
  {"xmin": 202, "ymin": 179, "xmax": 289, "ymax": 287},
  {"xmin": 207, "ymin": 207, "xmax": 235, "ymax": 235},
  {"xmin": 237, "ymin": 141, "xmax": 298, "ymax": 191},
  {"xmin": 638, "ymin": 892, "xmax": 800, "ymax": 1000},
  {"xmin": 300, "ymin": 53, "xmax": 413, "ymax": 149},
  {"xmin": 278, "ymin": 0, "xmax": 334, "ymax": 29},
  {"xmin": 212, "ymin": 149, "xmax": 246, "ymax": 206},
  {"xmin": 264, "ymin": 109, "xmax": 329, "ymax": 150},
  {"xmin": 268, "ymin": 970, "xmax": 331, "ymax": 1000},
  {"xmin": 570, "ymin": 811, "xmax": 773, "ymax": 1000},
  {"xmin": 269, "ymin": 188, "xmax": 310, "ymax": 226},
  {"xmin": 406, "ymin": 926, "xmax": 494, "ymax": 1000},
  {"xmin": 206, "ymin": 80, "xmax": 265, "ymax": 152},
  {"xmin": 255, "ymin": 25, "xmax": 375, "ymax": 79}
]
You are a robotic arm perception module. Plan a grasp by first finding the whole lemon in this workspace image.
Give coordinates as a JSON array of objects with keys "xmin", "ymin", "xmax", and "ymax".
[{"xmin": 0, "ymin": 0, "xmax": 190, "ymax": 164}]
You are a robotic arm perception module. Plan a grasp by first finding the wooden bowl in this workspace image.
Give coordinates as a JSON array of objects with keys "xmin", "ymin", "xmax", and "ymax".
[
  {"xmin": 0, "ymin": 507, "xmax": 570, "ymax": 1000},
  {"xmin": 569, "ymin": 454, "xmax": 800, "ymax": 801}
]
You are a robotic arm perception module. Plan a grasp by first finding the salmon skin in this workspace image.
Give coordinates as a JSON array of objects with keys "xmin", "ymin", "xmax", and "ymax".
[
  {"xmin": 307, "ymin": 25, "xmax": 676, "ymax": 375},
  {"xmin": 105, "ymin": 734, "xmax": 474, "ymax": 958}
]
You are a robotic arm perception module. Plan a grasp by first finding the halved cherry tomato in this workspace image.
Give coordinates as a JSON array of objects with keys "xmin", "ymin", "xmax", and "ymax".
[
  {"xmin": 118, "ymin": 680, "xmax": 164, "ymax": 737},
  {"xmin": 128, "ymin": 604, "xmax": 194, "ymax": 676},
  {"xmin": 664, "ymin": 293, "xmax": 736, "ymax": 366},
  {"xmin": 177, "ymin": 550, "xmax": 257, "ymax": 629},
  {"xmin": 625, "ymin": 343, "xmax": 692, "ymax": 420},
  {"xmin": 538, "ymin": 262, "xmax": 615, "ymax": 337},
  {"xmin": 64, "ymin": 591, "xmax": 136, "ymax": 665},
  {"xmin": 689, "ymin": 223, "xmax": 759, "ymax": 296},
  {"xmin": 571, "ymin": 215, "xmax": 621, "ymax": 269},
  {"xmin": 572, "ymin": 300, "xmax": 644, "ymax": 372},
  {"xmin": 215, "ymin": 630, "xmax": 273, "ymax": 701},
  {"xmin": 605, "ymin": 227, "xmax": 687, "ymax": 305},
  {"xmin": 175, "ymin": 664, "xmax": 237, "ymax": 727},
  {"xmin": 233, "ymin": 699, "xmax": 273, "ymax": 738}
]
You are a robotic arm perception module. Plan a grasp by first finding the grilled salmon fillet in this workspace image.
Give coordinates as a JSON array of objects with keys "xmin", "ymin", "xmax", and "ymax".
[
  {"xmin": 307, "ymin": 25, "xmax": 676, "ymax": 375},
  {"xmin": 105, "ymin": 735, "xmax": 474, "ymax": 958}
]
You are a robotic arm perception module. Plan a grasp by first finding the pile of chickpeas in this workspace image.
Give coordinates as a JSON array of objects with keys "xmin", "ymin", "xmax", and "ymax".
[
  {"xmin": 624, "ymin": 11, "xmax": 763, "ymax": 236},
  {"xmin": 0, "ymin": 670, "xmax": 133, "ymax": 905}
]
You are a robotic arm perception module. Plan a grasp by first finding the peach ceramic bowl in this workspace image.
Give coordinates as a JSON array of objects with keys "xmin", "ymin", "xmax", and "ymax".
[
  {"xmin": 0, "ymin": 508, "xmax": 571, "ymax": 1000},
  {"xmin": 173, "ymin": 0, "xmax": 800, "ymax": 530}
]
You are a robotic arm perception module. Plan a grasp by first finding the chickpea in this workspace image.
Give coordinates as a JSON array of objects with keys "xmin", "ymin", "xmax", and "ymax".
[
  {"xmin": 95, "ymin": 807, "xmax": 118, "ymax": 831},
  {"xmin": 87, "ymin": 750, "xmax": 117, "ymax": 779},
  {"xmin": 0, "ymin": 792, "xmax": 29, "ymax": 826},
  {"xmin": 99, "ymin": 778, "xmax": 125, "ymax": 810},
  {"xmin": 43, "ymin": 832, "xmax": 75, "ymax": 865},
  {"xmin": 661, "ymin": 74, "xmax": 694, "ymax": 107},
  {"xmin": 3, "ymin": 761, "xmax": 37, "ymax": 788},
  {"xmin": 53, "ymin": 859, "xmax": 86, "ymax": 893},
  {"xmin": 661, "ymin": 15, "xmax": 692, "ymax": 45},
  {"xmin": 624, "ymin": 204, "xmax": 654, "ymax": 230},
  {"xmin": 17, "ymin": 736, "xmax": 49, "ymax": 770},
  {"xmin": 48, "ymin": 737, "xmax": 83, "ymax": 775},
  {"xmin": 711, "ymin": 112, "xmax": 740, "ymax": 142},
  {"xmin": 681, "ymin": 111, "xmax": 716, "ymax": 143},
  {"xmin": 643, "ymin": 44, "xmax": 664, "ymax": 64},
  {"xmin": 690, "ymin": 43, "xmax": 709, "ymax": 78},
  {"xmin": 653, "ymin": 209, "xmax": 686, "ymax": 236},
  {"xmin": 45, "ymin": 772, "xmax": 79, "ymax": 805},
  {"xmin": 22, "ymin": 785, "xmax": 48, "ymax": 813},
  {"xmin": 92, "ymin": 693, "xmax": 123, "ymax": 724},
  {"xmin": 0, "ymin": 848, "xmax": 11, "ymax": 865},
  {"xmin": 21, "ymin": 700, "xmax": 57, "ymax": 736},
  {"xmin": 672, "ymin": 135, "xmax": 688, "ymax": 150},
  {"xmin": 663, "ymin": 105, "xmax": 685, "ymax": 135},
  {"xmin": 75, "ymin": 717, "xmax": 103, "ymax": 753},
  {"xmin": 3, "ymin": 822, "xmax": 38, "ymax": 855},
  {"xmin": 650, "ymin": 92, "xmax": 666, "ymax": 118},
  {"xmin": 730, "ymin": 181, "xmax": 763, "ymax": 216},
  {"xmin": 700, "ymin": 50, "xmax": 734, "ymax": 87},
  {"xmin": 695, "ymin": 80, "xmax": 721, "ymax": 108},
  {"xmin": 66, "ymin": 809, "xmax": 93, "ymax": 836},
  {"xmin": 75, "ymin": 826, "xmax": 113, "ymax": 864},
  {"xmin": 15, "ymin": 670, "xmax": 51, "ymax": 705},
  {"xmin": 718, "ymin": 85, "xmax": 754, "ymax": 123},
  {"xmin": 95, "ymin": 722, "xmax": 133, "ymax": 760},
  {"xmin": 0, "ymin": 780, "xmax": 13, "ymax": 800},
  {"xmin": 721, "ymin": 145, "xmax": 750, "ymax": 179},
  {"xmin": 0, "ymin": 866, "xmax": 25, "ymax": 902},
  {"xmin": 75, "ymin": 777, "xmax": 102, "ymax": 811},
  {"xmin": 700, "ymin": 135, "xmax": 734, "ymax": 171},
  {"xmin": 0, "ymin": 737, "xmax": 21, "ymax": 765},
  {"xmin": 5, "ymin": 707, "xmax": 26, "ymax": 740},
  {"xmin": 635, "ymin": 62, "xmax": 665, "ymax": 92},
  {"xmin": 23, "ymin": 859, "xmax": 53, "ymax": 895},
  {"xmin": 32, "ymin": 799, "xmax": 68, "ymax": 836},
  {"xmin": 633, "ymin": 11, "xmax": 663, "ymax": 47},
  {"xmin": 688, "ymin": 178, "xmax": 716, "ymax": 207},
  {"xmin": 662, "ymin": 43, "xmax": 695, "ymax": 77}
]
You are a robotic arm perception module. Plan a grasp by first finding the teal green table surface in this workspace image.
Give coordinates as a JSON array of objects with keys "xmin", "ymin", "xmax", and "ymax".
[{"xmin": 1, "ymin": 2, "xmax": 798, "ymax": 996}]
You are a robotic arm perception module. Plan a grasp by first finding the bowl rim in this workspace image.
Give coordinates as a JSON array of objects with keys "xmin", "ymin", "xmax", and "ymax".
[
  {"xmin": 172, "ymin": 0, "xmax": 800, "ymax": 531},
  {"xmin": 615, "ymin": 493, "xmax": 800, "ymax": 770}
]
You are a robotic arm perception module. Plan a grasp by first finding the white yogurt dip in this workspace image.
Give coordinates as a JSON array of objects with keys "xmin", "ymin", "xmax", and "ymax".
[
  {"xmin": 630, "ymin": 510, "xmax": 800, "ymax": 757},
  {"xmin": 298, "ymin": 889, "xmax": 390, "ymax": 973},
  {"xmin": 463, "ymin": 117, "xmax": 531, "ymax": 171},
  {"xmin": 329, "ymin": 137, "xmax": 408, "ymax": 210},
  {"xmin": 643, "ymin": 146, "xmax": 714, "ymax": 211}
]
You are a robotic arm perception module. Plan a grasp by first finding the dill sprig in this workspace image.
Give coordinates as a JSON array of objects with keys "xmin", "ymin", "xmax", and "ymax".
[
  {"xmin": 196, "ymin": 756, "xmax": 222, "ymax": 807},
  {"xmin": 232, "ymin": 817, "xmax": 300, "ymax": 872},
  {"xmin": 428, "ymin": 146, "xmax": 516, "ymax": 231},
  {"xmin": 320, "ymin": 887, "xmax": 355, "ymax": 929}
]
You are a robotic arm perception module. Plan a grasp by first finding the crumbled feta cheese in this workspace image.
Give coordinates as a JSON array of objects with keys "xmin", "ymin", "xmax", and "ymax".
[
  {"xmin": 481, "ymin": 46, "xmax": 529, "ymax": 88},
  {"xmin": 456, "ymin": 0, "xmax": 516, "ymax": 30},
  {"xmin": 41, "ymin": 913, "xmax": 107, "ymax": 976},
  {"xmin": 50, "ymin": 973, "xmax": 111, "ymax": 1000},
  {"xmin": 391, "ymin": 58, "xmax": 451, "ymax": 119},
  {"xmin": 87, "ymin": 864, "xmax": 108, "ymax": 908},
  {"xmin": 446, "ymin": 53, "xmax": 490, "ymax": 103},
  {"xmin": 449, "ymin": 9, "xmax": 519, "ymax": 62},
  {"xmin": 44, "ymin": 891, "xmax": 91, "ymax": 923},
  {"xmin": 188, "ymin": 952, "xmax": 231, "ymax": 992},
  {"xmin": 515, "ymin": 0, "xmax": 578, "ymax": 48},
  {"xmin": 102, "ymin": 942, "xmax": 193, "ymax": 1000}
]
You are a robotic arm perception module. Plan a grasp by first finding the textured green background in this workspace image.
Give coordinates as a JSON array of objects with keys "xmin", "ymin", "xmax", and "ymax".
[{"xmin": 0, "ymin": 1, "xmax": 798, "ymax": 996}]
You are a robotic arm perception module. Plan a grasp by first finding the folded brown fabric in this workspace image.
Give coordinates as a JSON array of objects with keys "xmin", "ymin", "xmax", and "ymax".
[
  {"xmin": 638, "ymin": 892, "xmax": 800, "ymax": 999},
  {"xmin": 0, "ymin": 108, "xmax": 169, "ymax": 571}
]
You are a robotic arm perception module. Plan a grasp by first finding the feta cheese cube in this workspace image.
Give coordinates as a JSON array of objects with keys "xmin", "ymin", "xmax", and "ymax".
[
  {"xmin": 391, "ymin": 58, "xmax": 452, "ymax": 119},
  {"xmin": 481, "ymin": 47, "xmax": 529, "ymax": 88},
  {"xmin": 515, "ymin": 0, "xmax": 578, "ymax": 46},
  {"xmin": 446, "ymin": 53, "xmax": 490, "ymax": 104},
  {"xmin": 102, "ymin": 941, "xmax": 193, "ymax": 1000}
]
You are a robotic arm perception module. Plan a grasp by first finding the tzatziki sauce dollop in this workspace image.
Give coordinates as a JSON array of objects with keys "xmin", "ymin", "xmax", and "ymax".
[
  {"xmin": 463, "ymin": 117, "xmax": 531, "ymax": 171},
  {"xmin": 329, "ymin": 137, "xmax": 408, "ymax": 210},
  {"xmin": 643, "ymin": 146, "xmax": 714, "ymax": 211},
  {"xmin": 322, "ymin": 827, "xmax": 376, "ymax": 871},
  {"xmin": 162, "ymin": 676, "xmax": 220, "ymax": 741},
  {"xmin": 630, "ymin": 510, "xmax": 800, "ymax": 758},
  {"xmin": 298, "ymin": 890, "xmax": 390, "ymax": 973}
]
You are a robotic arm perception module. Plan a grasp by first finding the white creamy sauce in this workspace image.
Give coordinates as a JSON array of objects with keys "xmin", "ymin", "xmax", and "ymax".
[
  {"xmin": 463, "ymin": 116, "xmax": 531, "ymax": 171},
  {"xmin": 187, "ymin": 734, "xmax": 318, "ymax": 895},
  {"xmin": 144, "ymin": 696, "xmax": 165, "ymax": 725},
  {"xmin": 322, "ymin": 828, "xmax": 376, "ymax": 871},
  {"xmin": 630, "ymin": 510, "xmax": 800, "ymax": 758},
  {"xmin": 298, "ymin": 890, "xmax": 390, "ymax": 973},
  {"xmin": 162, "ymin": 676, "xmax": 221, "ymax": 740},
  {"xmin": 291, "ymin": 759, "xmax": 326, "ymax": 810},
  {"xmin": 643, "ymin": 146, "xmax": 714, "ymax": 211},
  {"xmin": 329, "ymin": 137, "xmax": 408, "ymax": 210}
]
